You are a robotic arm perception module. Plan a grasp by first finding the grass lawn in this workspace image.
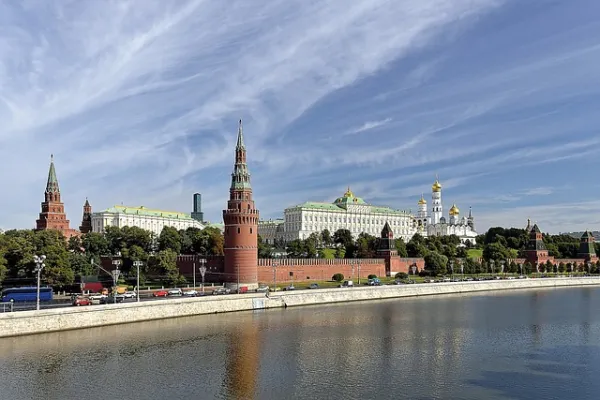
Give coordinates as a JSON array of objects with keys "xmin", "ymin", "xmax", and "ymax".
[{"xmin": 467, "ymin": 249, "xmax": 483, "ymax": 259}]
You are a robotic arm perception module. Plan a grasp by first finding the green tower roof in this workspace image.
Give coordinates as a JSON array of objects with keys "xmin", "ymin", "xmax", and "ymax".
[{"xmin": 46, "ymin": 154, "xmax": 60, "ymax": 193}]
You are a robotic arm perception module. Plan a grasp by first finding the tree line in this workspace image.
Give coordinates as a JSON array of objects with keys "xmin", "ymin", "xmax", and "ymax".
[{"xmin": 0, "ymin": 226, "xmax": 224, "ymax": 288}]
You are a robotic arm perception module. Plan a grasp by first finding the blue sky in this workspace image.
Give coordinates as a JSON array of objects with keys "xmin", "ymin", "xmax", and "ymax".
[{"xmin": 1, "ymin": 0, "xmax": 600, "ymax": 234}]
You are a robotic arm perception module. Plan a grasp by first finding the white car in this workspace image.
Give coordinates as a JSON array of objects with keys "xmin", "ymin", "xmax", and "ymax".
[
  {"xmin": 183, "ymin": 289, "xmax": 198, "ymax": 297},
  {"xmin": 168, "ymin": 288, "xmax": 183, "ymax": 296},
  {"xmin": 123, "ymin": 291, "xmax": 137, "ymax": 299}
]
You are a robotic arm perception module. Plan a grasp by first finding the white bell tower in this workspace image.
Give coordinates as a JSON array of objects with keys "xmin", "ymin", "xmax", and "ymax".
[{"xmin": 431, "ymin": 176, "xmax": 442, "ymax": 225}]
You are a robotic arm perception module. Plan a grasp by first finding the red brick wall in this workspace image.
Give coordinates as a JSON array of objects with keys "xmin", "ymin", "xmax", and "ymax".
[
  {"xmin": 390, "ymin": 258, "xmax": 424, "ymax": 274},
  {"xmin": 257, "ymin": 258, "xmax": 386, "ymax": 283}
]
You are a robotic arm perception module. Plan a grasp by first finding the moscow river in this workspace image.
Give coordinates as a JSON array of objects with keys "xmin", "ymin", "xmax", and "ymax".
[{"xmin": 1, "ymin": 287, "xmax": 600, "ymax": 400}]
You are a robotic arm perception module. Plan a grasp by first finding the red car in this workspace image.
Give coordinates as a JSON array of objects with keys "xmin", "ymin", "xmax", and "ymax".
[
  {"xmin": 73, "ymin": 296, "xmax": 92, "ymax": 306},
  {"xmin": 153, "ymin": 290, "xmax": 169, "ymax": 297}
]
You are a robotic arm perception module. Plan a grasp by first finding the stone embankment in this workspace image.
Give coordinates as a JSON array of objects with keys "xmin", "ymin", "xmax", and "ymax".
[{"xmin": 1, "ymin": 278, "xmax": 599, "ymax": 338}]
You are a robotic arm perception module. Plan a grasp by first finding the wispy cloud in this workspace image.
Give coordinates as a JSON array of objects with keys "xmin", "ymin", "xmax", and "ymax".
[{"xmin": 346, "ymin": 118, "xmax": 392, "ymax": 135}]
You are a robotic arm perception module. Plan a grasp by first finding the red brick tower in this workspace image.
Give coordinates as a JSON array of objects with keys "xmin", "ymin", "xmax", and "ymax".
[
  {"xmin": 35, "ymin": 155, "xmax": 76, "ymax": 238},
  {"xmin": 377, "ymin": 222, "xmax": 398, "ymax": 277},
  {"xmin": 223, "ymin": 120, "xmax": 259, "ymax": 290},
  {"xmin": 79, "ymin": 198, "xmax": 92, "ymax": 234}
]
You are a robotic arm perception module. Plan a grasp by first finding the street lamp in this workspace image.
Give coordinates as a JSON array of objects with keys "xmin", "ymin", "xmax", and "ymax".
[
  {"xmin": 500, "ymin": 260, "xmax": 505, "ymax": 276},
  {"xmin": 459, "ymin": 262, "xmax": 464, "ymax": 280},
  {"xmin": 519, "ymin": 263, "xmax": 523, "ymax": 277},
  {"xmin": 587, "ymin": 262, "xmax": 591, "ymax": 276},
  {"xmin": 490, "ymin": 260, "xmax": 495, "ymax": 277},
  {"xmin": 199, "ymin": 259, "xmax": 207, "ymax": 294},
  {"xmin": 133, "ymin": 260, "xmax": 143, "ymax": 302},
  {"xmin": 272, "ymin": 261, "xmax": 278, "ymax": 290},
  {"xmin": 449, "ymin": 260, "xmax": 454, "ymax": 280},
  {"xmin": 358, "ymin": 260, "xmax": 361, "ymax": 285},
  {"xmin": 33, "ymin": 255, "xmax": 46, "ymax": 311},
  {"xmin": 112, "ymin": 259, "xmax": 121, "ymax": 304}
]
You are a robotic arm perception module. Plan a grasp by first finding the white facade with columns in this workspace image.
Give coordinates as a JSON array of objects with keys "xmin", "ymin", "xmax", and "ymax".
[{"xmin": 259, "ymin": 188, "xmax": 417, "ymax": 244}]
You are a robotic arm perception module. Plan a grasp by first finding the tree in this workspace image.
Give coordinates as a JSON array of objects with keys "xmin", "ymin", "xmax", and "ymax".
[
  {"xmin": 482, "ymin": 242, "xmax": 510, "ymax": 262},
  {"xmin": 407, "ymin": 233, "xmax": 428, "ymax": 257},
  {"xmin": 424, "ymin": 252, "xmax": 448, "ymax": 276},
  {"xmin": 332, "ymin": 273, "xmax": 344, "ymax": 282},
  {"xmin": 355, "ymin": 233, "xmax": 377, "ymax": 258},
  {"xmin": 305, "ymin": 233, "xmax": 320, "ymax": 258},
  {"xmin": 394, "ymin": 238, "xmax": 408, "ymax": 257},
  {"xmin": 333, "ymin": 229, "xmax": 353, "ymax": 248},
  {"xmin": 395, "ymin": 272, "xmax": 408, "ymax": 280},
  {"xmin": 286, "ymin": 240, "xmax": 305, "ymax": 258},
  {"xmin": 158, "ymin": 226, "xmax": 182, "ymax": 254},
  {"xmin": 558, "ymin": 262, "xmax": 566, "ymax": 273},
  {"xmin": 81, "ymin": 232, "xmax": 109, "ymax": 259},
  {"xmin": 148, "ymin": 249, "xmax": 184, "ymax": 286},
  {"xmin": 258, "ymin": 235, "xmax": 274, "ymax": 258},
  {"xmin": 321, "ymin": 229, "xmax": 333, "ymax": 248}
]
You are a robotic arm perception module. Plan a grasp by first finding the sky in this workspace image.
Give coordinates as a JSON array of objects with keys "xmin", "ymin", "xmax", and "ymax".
[{"xmin": 1, "ymin": 0, "xmax": 600, "ymax": 234}]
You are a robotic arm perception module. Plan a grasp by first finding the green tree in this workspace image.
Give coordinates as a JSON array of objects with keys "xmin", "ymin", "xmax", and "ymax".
[
  {"xmin": 258, "ymin": 234, "xmax": 274, "ymax": 258},
  {"xmin": 407, "ymin": 233, "xmax": 428, "ymax": 257},
  {"xmin": 148, "ymin": 249, "xmax": 184, "ymax": 286},
  {"xmin": 355, "ymin": 233, "xmax": 377, "ymax": 258},
  {"xmin": 158, "ymin": 226, "xmax": 182, "ymax": 254},
  {"xmin": 394, "ymin": 238, "xmax": 408, "ymax": 257},
  {"xmin": 81, "ymin": 232, "xmax": 109, "ymax": 259},
  {"xmin": 305, "ymin": 233, "xmax": 320, "ymax": 258},
  {"xmin": 424, "ymin": 252, "xmax": 448, "ymax": 276},
  {"xmin": 482, "ymin": 242, "xmax": 510, "ymax": 262},
  {"xmin": 286, "ymin": 239, "xmax": 305, "ymax": 258},
  {"xmin": 333, "ymin": 229, "xmax": 353, "ymax": 248},
  {"xmin": 321, "ymin": 229, "xmax": 333, "ymax": 248}
]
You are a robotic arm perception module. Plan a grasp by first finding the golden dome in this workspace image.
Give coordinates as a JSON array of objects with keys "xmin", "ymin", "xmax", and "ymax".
[
  {"xmin": 432, "ymin": 179, "xmax": 442, "ymax": 192},
  {"xmin": 449, "ymin": 204, "xmax": 460, "ymax": 216},
  {"xmin": 418, "ymin": 194, "xmax": 427, "ymax": 205},
  {"xmin": 344, "ymin": 186, "xmax": 354, "ymax": 198}
]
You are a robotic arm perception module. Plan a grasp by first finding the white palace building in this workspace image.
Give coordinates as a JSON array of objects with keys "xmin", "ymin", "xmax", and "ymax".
[{"xmin": 259, "ymin": 179, "xmax": 478, "ymax": 245}]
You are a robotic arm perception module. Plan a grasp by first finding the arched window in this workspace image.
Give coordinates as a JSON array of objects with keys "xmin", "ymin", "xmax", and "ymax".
[
  {"xmin": 250, "ymin": 228, "xmax": 253, "ymax": 234},
  {"xmin": 237, "ymin": 227, "xmax": 240, "ymax": 234}
]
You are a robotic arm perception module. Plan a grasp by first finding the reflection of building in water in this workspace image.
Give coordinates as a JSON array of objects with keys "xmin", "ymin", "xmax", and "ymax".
[{"xmin": 223, "ymin": 324, "xmax": 261, "ymax": 400}]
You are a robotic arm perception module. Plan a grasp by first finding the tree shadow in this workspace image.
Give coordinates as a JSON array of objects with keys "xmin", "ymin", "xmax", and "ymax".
[{"xmin": 466, "ymin": 345, "xmax": 600, "ymax": 399}]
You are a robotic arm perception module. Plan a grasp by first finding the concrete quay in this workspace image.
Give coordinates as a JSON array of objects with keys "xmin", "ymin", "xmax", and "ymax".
[{"xmin": 1, "ymin": 277, "xmax": 599, "ymax": 338}]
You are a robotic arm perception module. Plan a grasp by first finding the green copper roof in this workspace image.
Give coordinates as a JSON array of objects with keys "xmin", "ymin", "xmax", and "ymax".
[
  {"xmin": 46, "ymin": 154, "xmax": 60, "ymax": 193},
  {"xmin": 100, "ymin": 205, "xmax": 195, "ymax": 220},
  {"xmin": 288, "ymin": 201, "xmax": 410, "ymax": 215}
]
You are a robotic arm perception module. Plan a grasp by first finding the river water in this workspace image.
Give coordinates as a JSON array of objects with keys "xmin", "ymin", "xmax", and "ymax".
[{"xmin": 1, "ymin": 287, "xmax": 599, "ymax": 400}]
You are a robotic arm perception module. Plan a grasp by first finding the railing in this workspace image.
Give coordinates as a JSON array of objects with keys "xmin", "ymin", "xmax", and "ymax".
[{"xmin": 0, "ymin": 302, "xmax": 14, "ymax": 313}]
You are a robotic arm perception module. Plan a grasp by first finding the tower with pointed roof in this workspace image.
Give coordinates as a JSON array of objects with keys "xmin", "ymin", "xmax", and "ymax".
[
  {"xmin": 79, "ymin": 198, "xmax": 92, "ymax": 234},
  {"xmin": 524, "ymin": 223, "xmax": 550, "ymax": 265},
  {"xmin": 35, "ymin": 155, "xmax": 76, "ymax": 237},
  {"xmin": 377, "ymin": 222, "xmax": 398, "ymax": 277},
  {"xmin": 577, "ymin": 231, "xmax": 598, "ymax": 262},
  {"xmin": 431, "ymin": 175, "xmax": 443, "ymax": 224},
  {"xmin": 223, "ymin": 120, "xmax": 259, "ymax": 290}
]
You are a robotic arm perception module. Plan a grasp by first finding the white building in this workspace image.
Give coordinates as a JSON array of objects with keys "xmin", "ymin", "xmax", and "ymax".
[
  {"xmin": 415, "ymin": 178, "xmax": 478, "ymax": 245},
  {"xmin": 91, "ymin": 205, "xmax": 205, "ymax": 236},
  {"xmin": 259, "ymin": 188, "xmax": 417, "ymax": 243}
]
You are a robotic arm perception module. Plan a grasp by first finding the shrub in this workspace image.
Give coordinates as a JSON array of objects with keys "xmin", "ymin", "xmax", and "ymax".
[
  {"xmin": 418, "ymin": 269, "xmax": 431, "ymax": 277},
  {"xmin": 395, "ymin": 272, "xmax": 408, "ymax": 280},
  {"xmin": 332, "ymin": 273, "xmax": 344, "ymax": 282},
  {"xmin": 367, "ymin": 274, "xmax": 377, "ymax": 279}
]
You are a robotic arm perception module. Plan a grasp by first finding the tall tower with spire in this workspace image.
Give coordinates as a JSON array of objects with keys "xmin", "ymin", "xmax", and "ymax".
[
  {"xmin": 36, "ymin": 155, "xmax": 75, "ymax": 237},
  {"xmin": 431, "ymin": 176, "xmax": 443, "ymax": 225},
  {"xmin": 79, "ymin": 198, "xmax": 92, "ymax": 234},
  {"xmin": 223, "ymin": 120, "xmax": 259, "ymax": 290}
]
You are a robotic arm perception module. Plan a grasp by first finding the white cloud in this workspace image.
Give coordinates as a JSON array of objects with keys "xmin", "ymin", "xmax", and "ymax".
[{"xmin": 346, "ymin": 118, "xmax": 392, "ymax": 135}]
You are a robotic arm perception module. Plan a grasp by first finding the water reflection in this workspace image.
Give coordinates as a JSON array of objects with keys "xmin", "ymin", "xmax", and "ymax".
[{"xmin": 1, "ymin": 287, "xmax": 600, "ymax": 400}]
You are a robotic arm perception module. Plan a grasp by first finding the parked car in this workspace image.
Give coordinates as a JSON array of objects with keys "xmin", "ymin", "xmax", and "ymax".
[
  {"xmin": 283, "ymin": 285, "xmax": 295, "ymax": 291},
  {"xmin": 213, "ymin": 287, "xmax": 231, "ymax": 295},
  {"xmin": 153, "ymin": 290, "xmax": 169, "ymax": 297},
  {"xmin": 100, "ymin": 295, "xmax": 124, "ymax": 304},
  {"xmin": 255, "ymin": 285, "xmax": 269, "ymax": 293},
  {"xmin": 308, "ymin": 283, "xmax": 319, "ymax": 289},
  {"xmin": 183, "ymin": 289, "xmax": 198, "ymax": 297},
  {"xmin": 72, "ymin": 296, "xmax": 91, "ymax": 306},
  {"xmin": 123, "ymin": 291, "xmax": 137, "ymax": 299},
  {"xmin": 168, "ymin": 288, "xmax": 183, "ymax": 296},
  {"xmin": 339, "ymin": 280, "xmax": 354, "ymax": 288}
]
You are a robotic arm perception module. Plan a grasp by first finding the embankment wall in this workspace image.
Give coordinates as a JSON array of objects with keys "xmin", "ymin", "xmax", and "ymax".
[{"xmin": 1, "ymin": 278, "xmax": 598, "ymax": 338}]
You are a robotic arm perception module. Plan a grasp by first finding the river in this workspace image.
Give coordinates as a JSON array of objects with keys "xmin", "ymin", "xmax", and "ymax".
[{"xmin": 1, "ymin": 286, "xmax": 599, "ymax": 399}]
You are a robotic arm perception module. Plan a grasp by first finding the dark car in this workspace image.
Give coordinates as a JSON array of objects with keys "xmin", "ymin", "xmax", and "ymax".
[
  {"xmin": 308, "ymin": 283, "xmax": 319, "ymax": 289},
  {"xmin": 100, "ymin": 295, "xmax": 124, "ymax": 304},
  {"xmin": 213, "ymin": 287, "xmax": 231, "ymax": 295}
]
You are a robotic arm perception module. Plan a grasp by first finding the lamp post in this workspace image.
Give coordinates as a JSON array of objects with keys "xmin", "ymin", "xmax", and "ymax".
[
  {"xmin": 519, "ymin": 263, "xmax": 523, "ymax": 277},
  {"xmin": 112, "ymin": 259, "xmax": 121, "ymax": 304},
  {"xmin": 133, "ymin": 261, "xmax": 143, "ymax": 302},
  {"xmin": 193, "ymin": 261, "xmax": 196, "ymax": 290},
  {"xmin": 490, "ymin": 260, "xmax": 495, "ymax": 277},
  {"xmin": 358, "ymin": 260, "xmax": 361, "ymax": 285},
  {"xmin": 449, "ymin": 260, "xmax": 454, "ymax": 280},
  {"xmin": 236, "ymin": 264, "xmax": 240, "ymax": 293},
  {"xmin": 460, "ymin": 262, "xmax": 464, "ymax": 280},
  {"xmin": 272, "ymin": 261, "xmax": 278, "ymax": 290},
  {"xmin": 199, "ymin": 259, "xmax": 207, "ymax": 294},
  {"xmin": 33, "ymin": 255, "xmax": 46, "ymax": 311},
  {"xmin": 587, "ymin": 262, "xmax": 591, "ymax": 276},
  {"xmin": 500, "ymin": 260, "xmax": 505, "ymax": 277}
]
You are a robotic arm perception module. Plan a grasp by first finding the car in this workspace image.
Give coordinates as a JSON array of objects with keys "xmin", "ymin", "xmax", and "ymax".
[
  {"xmin": 283, "ymin": 285, "xmax": 295, "ymax": 291},
  {"xmin": 89, "ymin": 293, "xmax": 107, "ymax": 300},
  {"xmin": 255, "ymin": 285, "xmax": 270, "ymax": 293},
  {"xmin": 168, "ymin": 288, "xmax": 183, "ymax": 296},
  {"xmin": 307, "ymin": 283, "xmax": 319, "ymax": 289},
  {"xmin": 153, "ymin": 290, "xmax": 169, "ymax": 297},
  {"xmin": 72, "ymin": 296, "xmax": 91, "ymax": 306},
  {"xmin": 100, "ymin": 295, "xmax": 125, "ymax": 304},
  {"xmin": 123, "ymin": 291, "xmax": 137, "ymax": 299},
  {"xmin": 339, "ymin": 280, "xmax": 354, "ymax": 288},
  {"xmin": 183, "ymin": 289, "xmax": 198, "ymax": 297},
  {"xmin": 213, "ymin": 287, "xmax": 231, "ymax": 295}
]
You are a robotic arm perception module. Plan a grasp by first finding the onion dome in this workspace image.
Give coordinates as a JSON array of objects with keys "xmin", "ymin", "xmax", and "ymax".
[
  {"xmin": 418, "ymin": 194, "xmax": 427, "ymax": 205},
  {"xmin": 432, "ymin": 178, "xmax": 442, "ymax": 192},
  {"xmin": 449, "ymin": 204, "xmax": 460, "ymax": 216}
]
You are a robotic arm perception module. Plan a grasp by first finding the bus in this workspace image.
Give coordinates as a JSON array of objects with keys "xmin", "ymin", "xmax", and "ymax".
[{"xmin": 1, "ymin": 287, "xmax": 54, "ymax": 302}]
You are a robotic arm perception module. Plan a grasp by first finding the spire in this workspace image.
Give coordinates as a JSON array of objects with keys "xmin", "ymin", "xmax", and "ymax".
[
  {"xmin": 84, "ymin": 197, "xmax": 90, "ymax": 207},
  {"xmin": 468, "ymin": 206, "xmax": 473, "ymax": 218},
  {"xmin": 236, "ymin": 119, "xmax": 245, "ymax": 150},
  {"xmin": 46, "ymin": 154, "xmax": 60, "ymax": 193}
]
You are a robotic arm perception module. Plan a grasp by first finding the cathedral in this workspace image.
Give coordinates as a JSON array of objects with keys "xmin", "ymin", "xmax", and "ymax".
[{"xmin": 415, "ymin": 177, "xmax": 478, "ymax": 245}]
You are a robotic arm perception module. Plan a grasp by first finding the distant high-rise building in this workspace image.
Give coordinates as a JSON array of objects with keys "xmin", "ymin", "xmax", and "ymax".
[{"xmin": 191, "ymin": 193, "xmax": 204, "ymax": 222}]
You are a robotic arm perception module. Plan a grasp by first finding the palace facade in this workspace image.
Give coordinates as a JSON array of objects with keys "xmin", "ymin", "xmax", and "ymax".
[{"xmin": 259, "ymin": 188, "xmax": 416, "ymax": 244}]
